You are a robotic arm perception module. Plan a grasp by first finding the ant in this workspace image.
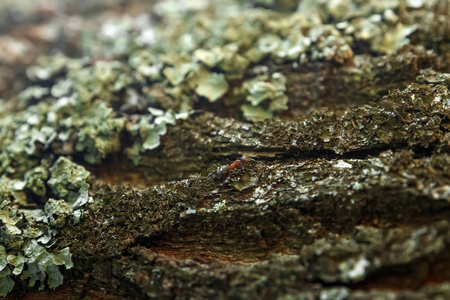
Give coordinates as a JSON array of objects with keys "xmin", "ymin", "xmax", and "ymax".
[{"xmin": 216, "ymin": 156, "xmax": 252, "ymax": 183}]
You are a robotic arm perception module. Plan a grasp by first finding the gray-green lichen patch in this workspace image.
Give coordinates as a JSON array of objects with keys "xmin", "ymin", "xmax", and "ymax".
[
  {"xmin": 46, "ymin": 157, "xmax": 92, "ymax": 224},
  {"xmin": 44, "ymin": 199, "xmax": 72, "ymax": 228},
  {"xmin": 0, "ymin": 199, "xmax": 74, "ymax": 295},
  {"xmin": 124, "ymin": 108, "xmax": 184, "ymax": 165},
  {"xmin": 0, "ymin": 157, "xmax": 91, "ymax": 295},
  {"xmin": 24, "ymin": 164, "xmax": 50, "ymax": 198},
  {"xmin": 48, "ymin": 157, "xmax": 90, "ymax": 199},
  {"xmin": 190, "ymin": 67, "xmax": 229, "ymax": 102},
  {"xmin": 242, "ymin": 72, "xmax": 288, "ymax": 121},
  {"xmin": 1, "ymin": 0, "xmax": 444, "ymax": 170},
  {"xmin": 13, "ymin": 0, "xmax": 438, "ymax": 126}
]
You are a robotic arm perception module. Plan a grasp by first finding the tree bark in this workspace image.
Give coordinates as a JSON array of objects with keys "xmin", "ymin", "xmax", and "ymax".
[
  {"xmin": 7, "ymin": 71, "xmax": 449, "ymax": 300},
  {"xmin": 2, "ymin": 1, "xmax": 450, "ymax": 300}
]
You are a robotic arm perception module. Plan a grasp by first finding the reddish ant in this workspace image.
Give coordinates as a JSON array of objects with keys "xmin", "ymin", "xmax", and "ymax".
[{"xmin": 216, "ymin": 156, "xmax": 252, "ymax": 183}]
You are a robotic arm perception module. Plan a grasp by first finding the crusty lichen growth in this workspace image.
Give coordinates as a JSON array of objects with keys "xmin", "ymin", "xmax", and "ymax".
[
  {"xmin": 57, "ymin": 147, "xmax": 449, "ymax": 298},
  {"xmin": 262, "ymin": 82, "xmax": 450, "ymax": 154}
]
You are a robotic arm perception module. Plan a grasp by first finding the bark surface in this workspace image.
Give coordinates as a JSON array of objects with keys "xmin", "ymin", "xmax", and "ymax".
[{"xmin": 1, "ymin": 1, "xmax": 450, "ymax": 300}]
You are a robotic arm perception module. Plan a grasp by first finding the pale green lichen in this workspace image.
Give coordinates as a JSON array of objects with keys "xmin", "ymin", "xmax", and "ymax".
[
  {"xmin": 24, "ymin": 164, "xmax": 50, "ymax": 197},
  {"xmin": 163, "ymin": 63, "xmax": 194, "ymax": 86},
  {"xmin": 0, "ymin": 157, "xmax": 90, "ymax": 295},
  {"xmin": 0, "ymin": 199, "xmax": 75, "ymax": 295},
  {"xmin": 44, "ymin": 199, "xmax": 72, "ymax": 228},
  {"xmin": 189, "ymin": 66, "xmax": 229, "ymax": 102},
  {"xmin": 242, "ymin": 73, "xmax": 289, "ymax": 121},
  {"xmin": 47, "ymin": 157, "xmax": 90, "ymax": 199},
  {"xmin": 27, "ymin": 0, "xmax": 424, "ymax": 128},
  {"xmin": 47, "ymin": 157, "xmax": 92, "ymax": 223},
  {"xmin": 26, "ymin": 55, "xmax": 70, "ymax": 81},
  {"xmin": 125, "ymin": 108, "xmax": 185, "ymax": 165},
  {"xmin": 3, "ymin": 0, "xmax": 424, "ymax": 169}
]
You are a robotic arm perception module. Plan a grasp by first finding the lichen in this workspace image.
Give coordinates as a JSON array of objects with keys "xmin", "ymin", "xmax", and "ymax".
[
  {"xmin": 242, "ymin": 72, "xmax": 289, "ymax": 121},
  {"xmin": 1, "ymin": 0, "xmax": 440, "ymax": 168},
  {"xmin": 0, "ymin": 0, "xmax": 448, "ymax": 296},
  {"xmin": 0, "ymin": 199, "xmax": 74, "ymax": 295},
  {"xmin": 0, "ymin": 158, "xmax": 90, "ymax": 294},
  {"xmin": 47, "ymin": 157, "xmax": 90, "ymax": 199}
]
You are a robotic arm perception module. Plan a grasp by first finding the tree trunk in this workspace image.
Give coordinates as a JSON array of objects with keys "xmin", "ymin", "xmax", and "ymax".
[{"xmin": 2, "ymin": 1, "xmax": 450, "ymax": 299}]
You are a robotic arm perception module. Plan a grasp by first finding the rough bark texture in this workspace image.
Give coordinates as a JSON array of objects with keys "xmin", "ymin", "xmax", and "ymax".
[
  {"xmin": 8, "ymin": 73, "xmax": 449, "ymax": 300},
  {"xmin": 1, "ymin": 1, "xmax": 450, "ymax": 300}
]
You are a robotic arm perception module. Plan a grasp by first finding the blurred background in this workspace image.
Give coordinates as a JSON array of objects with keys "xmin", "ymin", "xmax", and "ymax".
[
  {"xmin": 1, "ymin": 0, "xmax": 448, "ymax": 113},
  {"xmin": 0, "ymin": 0, "xmax": 155, "ymax": 99}
]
